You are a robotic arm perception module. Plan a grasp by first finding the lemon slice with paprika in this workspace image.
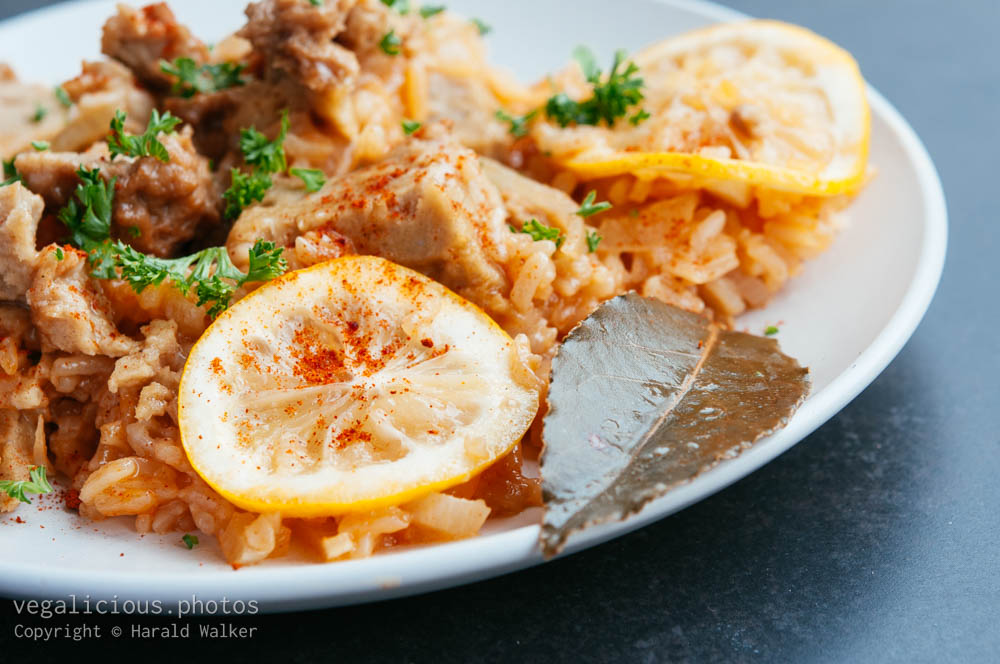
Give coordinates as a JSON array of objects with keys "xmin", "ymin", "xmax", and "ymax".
[
  {"xmin": 178, "ymin": 256, "xmax": 539, "ymax": 517},
  {"xmin": 535, "ymin": 20, "xmax": 870, "ymax": 196}
]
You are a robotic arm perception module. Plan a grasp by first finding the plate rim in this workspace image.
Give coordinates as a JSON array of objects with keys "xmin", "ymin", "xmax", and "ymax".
[{"xmin": 0, "ymin": 0, "xmax": 947, "ymax": 611}]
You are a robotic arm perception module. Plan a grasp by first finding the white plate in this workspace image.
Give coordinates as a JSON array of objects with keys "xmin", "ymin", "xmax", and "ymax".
[{"xmin": 0, "ymin": 0, "xmax": 946, "ymax": 611}]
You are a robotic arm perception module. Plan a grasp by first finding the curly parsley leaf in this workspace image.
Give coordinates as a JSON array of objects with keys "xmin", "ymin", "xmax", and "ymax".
[
  {"xmin": 0, "ymin": 466, "xmax": 53, "ymax": 505},
  {"xmin": 307, "ymin": 0, "xmax": 322, "ymax": 5},
  {"xmin": 380, "ymin": 30, "xmax": 402, "ymax": 55},
  {"xmin": 510, "ymin": 218, "xmax": 564, "ymax": 247},
  {"xmin": 240, "ymin": 109, "xmax": 289, "ymax": 174},
  {"xmin": 764, "ymin": 325, "xmax": 780, "ymax": 336},
  {"xmin": 291, "ymin": 167, "xmax": 326, "ymax": 193},
  {"xmin": 182, "ymin": 533, "xmax": 199, "ymax": 549},
  {"xmin": 576, "ymin": 190, "xmax": 612, "ymax": 218},
  {"xmin": 629, "ymin": 109, "xmax": 650, "ymax": 126},
  {"xmin": 2, "ymin": 158, "xmax": 22, "ymax": 187},
  {"xmin": 31, "ymin": 104, "xmax": 48, "ymax": 123},
  {"xmin": 224, "ymin": 110, "xmax": 292, "ymax": 220},
  {"xmin": 419, "ymin": 5, "xmax": 444, "ymax": 17},
  {"xmin": 57, "ymin": 167, "xmax": 115, "ymax": 252},
  {"xmin": 54, "ymin": 86, "xmax": 73, "ymax": 108},
  {"xmin": 472, "ymin": 18, "xmax": 491, "ymax": 35},
  {"xmin": 380, "ymin": 0, "xmax": 410, "ymax": 12},
  {"xmin": 586, "ymin": 229, "xmax": 602, "ymax": 253},
  {"xmin": 159, "ymin": 57, "xmax": 246, "ymax": 98},
  {"xmin": 495, "ymin": 109, "xmax": 537, "ymax": 138},
  {"xmin": 223, "ymin": 169, "xmax": 272, "ymax": 221},
  {"xmin": 31, "ymin": 141, "xmax": 49, "ymax": 151},
  {"xmin": 110, "ymin": 239, "xmax": 286, "ymax": 318},
  {"xmin": 545, "ymin": 48, "xmax": 645, "ymax": 127},
  {"xmin": 402, "ymin": 119, "xmax": 422, "ymax": 135},
  {"xmin": 107, "ymin": 109, "xmax": 182, "ymax": 162},
  {"xmin": 55, "ymin": 168, "xmax": 285, "ymax": 316}
]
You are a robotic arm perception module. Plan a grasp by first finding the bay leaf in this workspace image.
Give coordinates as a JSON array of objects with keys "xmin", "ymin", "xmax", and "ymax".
[{"xmin": 540, "ymin": 293, "xmax": 810, "ymax": 557}]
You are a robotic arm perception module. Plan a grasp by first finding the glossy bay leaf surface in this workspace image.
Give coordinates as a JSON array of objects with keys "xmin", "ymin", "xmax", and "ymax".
[{"xmin": 540, "ymin": 293, "xmax": 810, "ymax": 556}]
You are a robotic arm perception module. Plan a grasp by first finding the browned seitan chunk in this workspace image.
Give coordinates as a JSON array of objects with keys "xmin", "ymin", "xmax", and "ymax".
[
  {"xmin": 26, "ymin": 246, "xmax": 139, "ymax": 357},
  {"xmin": 16, "ymin": 127, "xmax": 219, "ymax": 257},
  {"xmin": 0, "ymin": 182, "xmax": 43, "ymax": 301},
  {"xmin": 240, "ymin": 0, "xmax": 360, "ymax": 92},
  {"xmin": 0, "ymin": 409, "xmax": 38, "ymax": 512},
  {"xmin": 227, "ymin": 133, "xmax": 510, "ymax": 307},
  {"xmin": 101, "ymin": 2, "xmax": 209, "ymax": 90}
]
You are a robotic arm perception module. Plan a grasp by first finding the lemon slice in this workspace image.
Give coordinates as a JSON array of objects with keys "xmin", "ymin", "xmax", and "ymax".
[
  {"xmin": 539, "ymin": 20, "xmax": 870, "ymax": 196},
  {"xmin": 178, "ymin": 256, "xmax": 539, "ymax": 517}
]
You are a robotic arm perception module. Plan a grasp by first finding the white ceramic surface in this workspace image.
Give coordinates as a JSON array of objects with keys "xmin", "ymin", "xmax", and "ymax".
[{"xmin": 0, "ymin": 0, "xmax": 946, "ymax": 611}]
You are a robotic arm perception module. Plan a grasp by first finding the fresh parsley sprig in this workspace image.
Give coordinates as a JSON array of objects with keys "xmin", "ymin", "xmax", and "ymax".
[
  {"xmin": 240, "ymin": 110, "xmax": 290, "ymax": 174},
  {"xmin": 57, "ymin": 167, "xmax": 116, "ymax": 253},
  {"xmin": 2, "ymin": 158, "xmax": 20, "ymax": 187},
  {"xmin": 0, "ymin": 466, "xmax": 53, "ymax": 505},
  {"xmin": 223, "ymin": 110, "xmax": 291, "ymax": 220},
  {"xmin": 159, "ymin": 57, "xmax": 246, "ymax": 98},
  {"xmin": 495, "ymin": 109, "xmax": 537, "ymax": 138},
  {"xmin": 290, "ymin": 167, "xmax": 326, "ymax": 193},
  {"xmin": 402, "ymin": 119, "xmax": 422, "ymax": 135},
  {"xmin": 545, "ymin": 47, "xmax": 646, "ymax": 128},
  {"xmin": 56, "ymin": 167, "xmax": 287, "ymax": 316},
  {"xmin": 380, "ymin": 30, "xmax": 402, "ymax": 55},
  {"xmin": 510, "ymin": 218, "xmax": 564, "ymax": 247},
  {"xmin": 107, "ymin": 109, "xmax": 182, "ymax": 162},
  {"xmin": 419, "ymin": 5, "xmax": 444, "ymax": 17},
  {"xmin": 380, "ymin": 0, "xmax": 410, "ymax": 12},
  {"xmin": 54, "ymin": 86, "xmax": 73, "ymax": 108},
  {"xmin": 586, "ymin": 229, "xmax": 602, "ymax": 253},
  {"xmin": 575, "ymin": 190, "xmax": 612, "ymax": 217},
  {"xmin": 223, "ymin": 169, "xmax": 272, "ymax": 221},
  {"xmin": 472, "ymin": 18, "xmax": 491, "ymax": 35},
  {"xmin": 111, "ymin": 239, "xmax": 286, "ymax": 318}
]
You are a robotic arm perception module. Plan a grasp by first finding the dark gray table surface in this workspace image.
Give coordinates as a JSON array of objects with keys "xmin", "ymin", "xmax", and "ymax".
[{"xmin": 1, "ymin": 0, "xmax": 997, "ymax": 662}]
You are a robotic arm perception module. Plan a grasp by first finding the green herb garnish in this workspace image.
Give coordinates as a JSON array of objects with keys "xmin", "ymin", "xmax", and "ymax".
[
  {"xmin": 57, "ymin": 167, "xmax": 116, "ymax": 253},
  {"xmin": 223, "ymin": 169, "xmax": 272, "ymax": 221},
  {"xmin": 380, "ymin": 0, "xmax": 410, "ymax": 12},
  {"xmin": 30, "ymin": 140, "xmax": 49, "ymax": 151},
  {"xmin": 402, "ymin": 119, "xmax": 422, "ymax": 135},
  {"xmin": 223, "ymin": 110, "xmax": 291, "ymax": 219},
  {"xmin": 182, "ymin": 533, "xmax": 199, "ymax": 549},
  {"xmin": 31, "ymin": 104, "xmax": 47, "ymax": 123},
  {"xmin": 510, "ymin": 219, "xmax": 564, "ymax": 247},
  {"xmin": 54, "ymin": 86, "xmax": 72, "ymax": 108},
  {"xmin": 575, "ymin": 190, "xmax": 612, "ymax": 218},
  {"xmin": 107, "ymin": 109, "xmax": 181, "ymax": 162},
  {"xmin": 419, "ymin": 5, "xmax": 444, "ymax": 17},
  {"xmin": 629, "ymin": 109, "xmax": 650, "ymax": 126},
  {"xmin": 307, "ymin": 0, "xmax": 322, "ymax": 5},
  {"xmin": 380, "ymin": 30, "xmax": 402, "ymax": 55},
  {"xmin": 0, "ymin": 466, "xmax": 53, "ymax": 505},
  {"xmin": 55, "ymin": 247, "xmax": 64, "ymax": 261},
  {"xmin": 472, "ymin": 18, "xmax": 491, "ymax": 35},
  {"xmin": 159, "ymin": 57, "xmax": 246, "ymax": 98},
  {"xmin": 495, "ymin": 109, "xmax": 537, "ymax": 138},
  {"xmin": 586, "ymin": 230, "xmax": 602, "ymax": 253},
  {"xmin": 291, "ymin": 167, "xmax": 326, "ymax": 193},
  {"xmin": 545, "ymin": 47, "xmax": 645, "ymax": 128},
  {"xmin": 57, "ymin": 168, "xmax": 287, "ymax": 316},
  {"xmin": 2, "ymin": 158, "xmax": 21, "ymax": 187},
  {"xmin": 764, "ymin": 326, "xmax": 779, "ymax": 336},
  {"xmin": 111, "ymin": 239, "xmax": 286, "ymax": 317},
  {"xmin": 240, "ymin": 110, "xmax": 290, "ymax": 174}
]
